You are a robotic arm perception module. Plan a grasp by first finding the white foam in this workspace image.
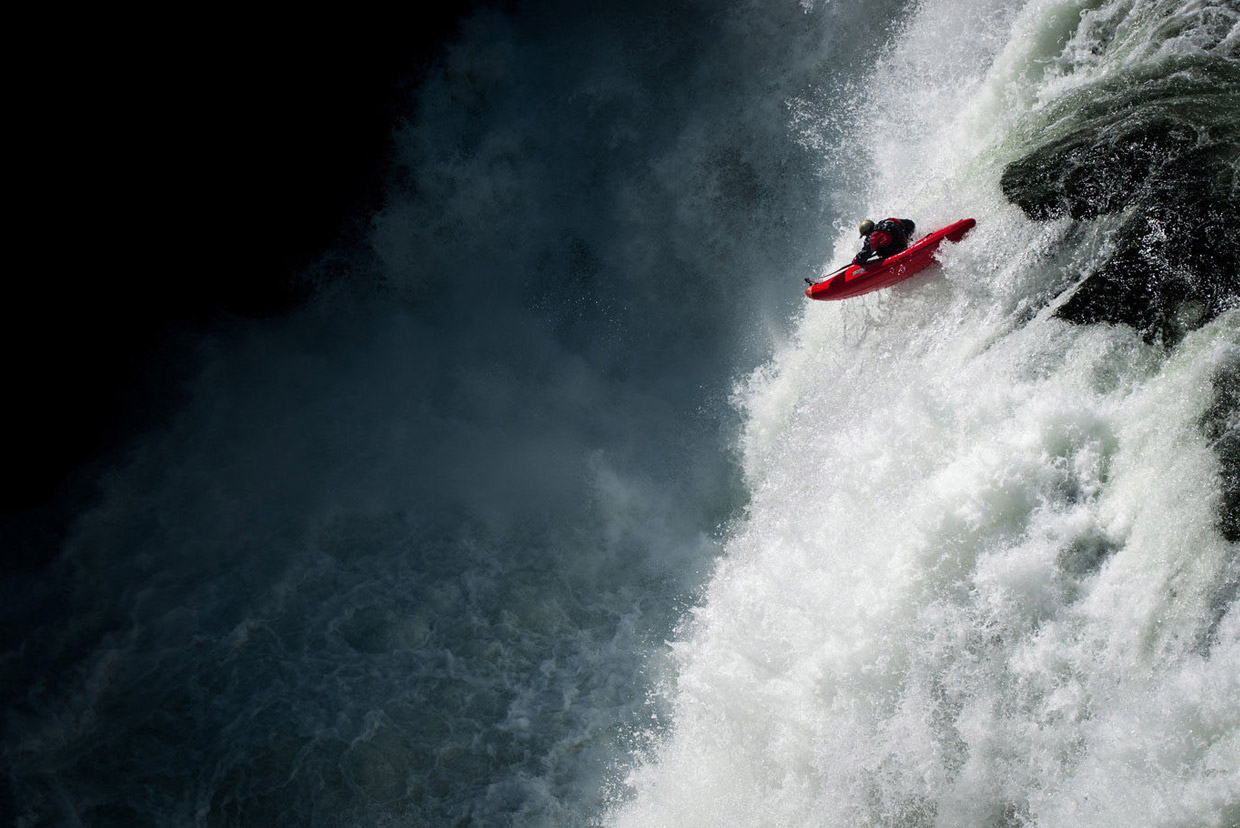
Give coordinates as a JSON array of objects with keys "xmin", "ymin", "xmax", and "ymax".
[{"xmin": 611, "ymin": 0, "xmax": 1240, "ymax": 822}]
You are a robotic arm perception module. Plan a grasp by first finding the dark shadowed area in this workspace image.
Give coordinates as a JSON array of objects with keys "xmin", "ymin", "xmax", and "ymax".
[{"xmin": 3, "ymin": 6, "xmax": 488, "ymax": 572}]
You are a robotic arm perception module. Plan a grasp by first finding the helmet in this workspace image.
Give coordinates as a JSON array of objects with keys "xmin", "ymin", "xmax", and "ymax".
[{"xmin": 858, "ymin": 220, "xmax": 875, "ymax": 237}]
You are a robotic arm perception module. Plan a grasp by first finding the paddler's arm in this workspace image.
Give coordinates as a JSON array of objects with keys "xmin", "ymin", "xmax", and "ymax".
[{"xmin": 852, "ymin": 238, "xmax": 874, "ymax": 265}]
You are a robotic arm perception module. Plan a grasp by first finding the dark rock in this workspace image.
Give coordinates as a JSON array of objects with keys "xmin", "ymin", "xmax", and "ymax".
[
  {"xmin": 1000, "ymin": 109, "xmax": 1239, "ymax": 344},
  {"xmin": 1198, "ymin": 354, "xmax": 1240, "ymax": 651},
  {"xmin": 1202, "ymin": 355, "xmax": 1240, "ymax": 543},
  {"xmin": 1054, "ymin": 144, "xmax": 1239, "ymax": 342},
  {"xmin": 1000, "ymin": 118, "xmax": 1200, "ymax": 222}
]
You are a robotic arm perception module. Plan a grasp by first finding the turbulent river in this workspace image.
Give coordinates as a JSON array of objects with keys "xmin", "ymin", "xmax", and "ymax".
[{"xmin": 4, "ymin": 0, "xmax": 1237, "ymax": 825}]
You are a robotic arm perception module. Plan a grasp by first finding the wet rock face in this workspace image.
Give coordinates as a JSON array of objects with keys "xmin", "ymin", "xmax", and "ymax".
[
  {"xmin": 1202, "ymin": 355, "xmax": 1240, "ymax": 543},
  {"xmin": 1000, "ymin": 116, "xmax": 1239, "ymax": 344}
]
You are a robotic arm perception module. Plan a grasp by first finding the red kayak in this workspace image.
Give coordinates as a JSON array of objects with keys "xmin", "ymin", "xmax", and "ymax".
[{"xmin": 805, "ymin": 218, "xmax": 976, "ymax": 301}]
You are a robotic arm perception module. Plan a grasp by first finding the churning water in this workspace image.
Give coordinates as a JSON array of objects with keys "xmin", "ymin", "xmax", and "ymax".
[{"xmin": 4, "ymin": 0, "xmax": 1237, "ymax": 825}]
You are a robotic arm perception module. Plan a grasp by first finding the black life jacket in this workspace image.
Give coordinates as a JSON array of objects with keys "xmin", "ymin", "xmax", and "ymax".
[{"xmin": 869, "ymin": 218, "xmax": 904, "ymax": 253}]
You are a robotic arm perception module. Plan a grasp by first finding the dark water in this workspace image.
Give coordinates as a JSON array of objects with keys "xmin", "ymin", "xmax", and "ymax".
[{"xmin": 4, "ymin": 2, "xmax": 883, "ymax": 824}]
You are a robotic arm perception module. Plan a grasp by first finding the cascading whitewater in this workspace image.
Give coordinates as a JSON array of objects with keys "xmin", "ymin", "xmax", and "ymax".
[{"xmin": 610, "ymin": 0, "xmax": 1239, "ymax": 825}]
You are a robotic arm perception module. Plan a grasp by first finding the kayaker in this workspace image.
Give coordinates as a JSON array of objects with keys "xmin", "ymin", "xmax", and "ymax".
[{"xmin": 854, "ymin": 218, "xmax": 916, "ymax": 265}]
